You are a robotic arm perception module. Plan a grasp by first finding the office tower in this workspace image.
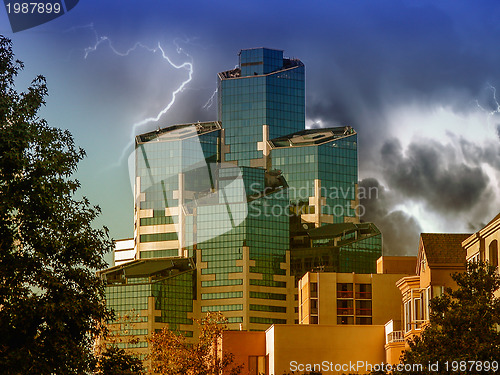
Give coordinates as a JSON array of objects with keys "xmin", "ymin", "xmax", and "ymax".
[
  {"xmin": 102, "ymin": 48, "xmax": 382, "ymax": 352},
  {"xmin": 218, "ymin": 48, "xmax": 305, "ymax": 167},
  {"xmin": 270, "ymin": 126, "xmax": 358, "ymax": 225},
  {"xmin": 133, "ymin": 122, "xmax": 221, "ymax": 259}
]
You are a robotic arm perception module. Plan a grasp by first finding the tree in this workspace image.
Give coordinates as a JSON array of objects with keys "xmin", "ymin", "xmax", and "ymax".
[
  {"xmin": 148, "ymin": 311, "xmax": 243, "ymax": 375},
  {"xmin": 95, "ymin": 346, "xmax": 145, "ymax": 375},
  {"xmin": 396, "ymin": 261, "xmax": 500, "ymax": 374},
  {"xmin": 0, "ymin": 35, "xmax": 127, "ymax": 374},
  {"xmin": 94, "ymin": 312, "xmax": 146, "ymax": 375}
]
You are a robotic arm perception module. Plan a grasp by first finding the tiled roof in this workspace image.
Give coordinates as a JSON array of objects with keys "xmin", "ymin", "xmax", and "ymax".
[{"xmin": 420, "ymin": 233, "xmax": 471, "ymax": 265}]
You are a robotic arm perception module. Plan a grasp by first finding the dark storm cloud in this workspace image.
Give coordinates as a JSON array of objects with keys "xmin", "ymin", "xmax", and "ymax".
[
  {"xmin": 359, "ymin": 178, "xmax": 422, "ymax": 255},
  {"xmin": 456, "ymin": 134, "xmax": 500, "ymax": 170},
  {"xmin": 292, "ymin": 1, "xmax": 500, "ymax": 161},
  {"xmin": 380, "ymin": 138, "xmax": 491, "ymax": 214}
]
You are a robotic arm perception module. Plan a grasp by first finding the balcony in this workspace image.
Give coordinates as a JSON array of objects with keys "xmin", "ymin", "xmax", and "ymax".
[
  {"xmin": 387, "ymin": 330, "xmax": 404, "ymax": 343},
  {"xmin": 355, "ymin": 308, "xmax": 372, "ymax": 316},
  {"xmin": 337, "ymin": 307, "xmax": 354, "ymax": 315},
  {"xmin": 337, "ymin": 291, "xmax": 353, "ymax": 298},
  {"xmin": 355, "ymin": 291, "xmax": 372, "ymax": 299}
]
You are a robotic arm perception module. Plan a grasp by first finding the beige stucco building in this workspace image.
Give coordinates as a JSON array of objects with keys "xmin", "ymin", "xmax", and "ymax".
[
  {"xmin": 463, "ymin": 213, "xmax": 500, "ymax": 299},
  {"xmin": 221, "ymin": 325, "xmax": 387, "ymax": 375},
  {"xmin": 298, "ymin": 271, "xmax": 411, "ymax": 326}
]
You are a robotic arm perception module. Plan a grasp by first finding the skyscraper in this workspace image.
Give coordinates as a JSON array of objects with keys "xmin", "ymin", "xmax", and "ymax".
[
  {"xmin": 101, "ymin": 47, "xmax": 381, "ymax": 353},
  {"xmin": 218, "ymin": 48, "xmax": 305, "ymax": 167}
]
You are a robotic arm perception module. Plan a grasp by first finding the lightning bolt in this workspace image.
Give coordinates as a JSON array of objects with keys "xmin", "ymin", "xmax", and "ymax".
[
  {"xmin": 475, "ymin": 83, "xmax": 500, "ymax": 135},
  {"xmin": 202, "ymin": 64, "xmax": 238, "ymax": 111},
  {"xmin": 78, "ymin": 25, "xmax": 194, "ymax": 164},
  {"xmin": 131, "ymin": 43, "xmax": 193, "ymax": 130},
  {"xmin": 203, "ymin": 88, "xmax": 218, "ymax": 110}
]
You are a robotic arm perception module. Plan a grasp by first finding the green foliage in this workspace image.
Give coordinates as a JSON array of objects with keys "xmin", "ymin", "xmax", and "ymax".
[
  {"xmin": 0, "ymin": 35, "xmax": 132, "ymax": 374},
  {"xmin": 396, "ymin": 261, "xmax": 500, "ymax": 374},
  {"xmin": 148, "ymin": 311, "xmax": 243, "ymax": 375}
]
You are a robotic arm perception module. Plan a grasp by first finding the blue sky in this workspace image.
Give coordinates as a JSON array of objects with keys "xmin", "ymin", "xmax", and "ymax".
[{"xmin": 2, "ymin": 0, "xmax": 500, "ymax": 260}]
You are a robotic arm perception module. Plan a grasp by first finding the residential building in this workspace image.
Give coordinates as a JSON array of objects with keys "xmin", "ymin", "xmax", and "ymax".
[
  {"xmin": 398, "ymin": 233, "xmax": 469, "ymax": 337},
  {"xmin": 463, "ymin": 213, "xmax": 500, "ymax": 300},
  {"xmin": 385, "ymin": 233, "xmax": 470, "ymax": 363},
  {"xmin": 298, "ymin": 271, "xmax": 409, "ymax": 326},
  {"xmin": 463, "ymin": 213, "xmax": 500, "ymax": 267}
]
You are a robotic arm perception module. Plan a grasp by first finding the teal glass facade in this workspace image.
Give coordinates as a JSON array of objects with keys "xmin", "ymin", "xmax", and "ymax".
[
  {"xmin": 272, "ymin": 131, "xmax": 358, "ymax": 223},
  {"xmin": 135, "ymin": 123, "xmax": 221, "ymax": 258},
  {"xmin": 197, "ymin": 167, "xmax": 289, "ymax": 288},
  {"xmin": 102, "ymin": 259, "xmax": 196, "ymax": 346},
  {"xmin": 290, "ymin": 223, "xmax": 382, "ymax": 279},
  {"xmin": 218, "ymin": 48, "xmax": 305, "ymax": 166}
]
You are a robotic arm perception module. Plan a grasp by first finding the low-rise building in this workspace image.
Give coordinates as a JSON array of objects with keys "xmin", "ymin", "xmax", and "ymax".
[
  {"xmin": 98, "ymin": 258, "xmax": 197, "ymax": 367},
  {"xmin": 463, "ymin": 213, "xmax": 500, "ymax": 299},
  {"xmin": 298, "ymin": 271, "xmax": 410, "ymax": 326}
]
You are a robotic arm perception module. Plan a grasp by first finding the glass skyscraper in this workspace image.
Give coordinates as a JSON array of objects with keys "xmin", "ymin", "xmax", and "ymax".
[
  {"xmin": 102, "ymin": 48, "xmax": 382, "ymax": 351},
  {"xmin": 218, "ymin": 48, "xmax": 305, "ymax": 166}
]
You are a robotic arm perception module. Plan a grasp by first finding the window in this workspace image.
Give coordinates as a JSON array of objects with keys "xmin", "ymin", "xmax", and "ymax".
[
  {"xmin": 310, "ymin": 282, "xmax": 318, "ymax": 298},
  {"xmin": 355, "ymin": 300, "xmax": 372, "ymax": 316},
  {"xmin": 422, "ymin": 287, "xmax": 431, "ymax": 321},
  {"xmin": 337, "ymin": 316, "xmax": 353, "ymax": 325},
  {"xmin": 337, "ymin": 299, "xmax": 353, "ymax": 316},
  {"xmin": 248, "ymin": 356, "xmax": 266, "ymax": 375},
  {"xmin": 489, "ymin": 240, "xmax": 498, "ymax": 268},
  {"xmin": 355, "ymin": 283, "xmax": 372, "ymax": 299},
  {"xmin": 404, "ymin": 300, "xmax": 411, "ymax": 332},
  {"xmin": 337, "ymin": 283, "xmax": 353, "ymax": 298},
  {"xmin": 310, "ymin": 299, "xmax": 318, "ymax": 314}
]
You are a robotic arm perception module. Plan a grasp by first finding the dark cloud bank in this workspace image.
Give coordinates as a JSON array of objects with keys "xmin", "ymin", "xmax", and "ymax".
[{"xmin": 359, "ymin": 134, "xmax": 500, "ymax": 256}]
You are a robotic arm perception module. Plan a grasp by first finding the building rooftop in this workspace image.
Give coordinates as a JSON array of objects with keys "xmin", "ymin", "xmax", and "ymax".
[
  {"xmin": 136, "ymin": 121, "xmax": 221, "ymax": 144},
  {"xmin": 307, "ymin": 222, "xmax": 379, "ymax": 240},
  {"xmin": 418, "ymin": 233, "xmax": 470, "ymax": 267},
  {"xmin": 99, "ymin": 258, "xmax": 195, "ymax": 283},
  {"xmin": 269, "ymin": 126, "xmax": 356, "ymax": 148},
  {"xmin": 218, "ymin": 58, "xmax": 303, "ymax": 80}
]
